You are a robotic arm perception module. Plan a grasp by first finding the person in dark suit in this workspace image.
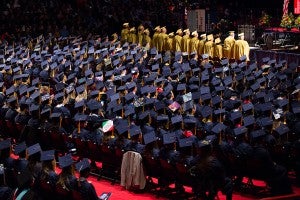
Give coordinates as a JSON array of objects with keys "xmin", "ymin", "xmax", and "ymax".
[{"xmin": 75, "ymin": 158, "xmax": 100, "ymax": 200}]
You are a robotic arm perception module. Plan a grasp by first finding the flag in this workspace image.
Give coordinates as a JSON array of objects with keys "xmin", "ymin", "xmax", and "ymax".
[
  {"xmin": 283, "ymin": 0, "xmax": 289, "ymax": 16},
  {"xmin": 102, "ymin": 120, "xmax": 114, "ymax": 133}
]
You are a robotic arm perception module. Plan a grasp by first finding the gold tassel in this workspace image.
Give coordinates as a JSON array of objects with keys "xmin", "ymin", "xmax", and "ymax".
[
  {"xmin": 59, "ymin": 116, "xmax": 62, "ymax": 128},
  {"xmin": 111, "ymin": 129, "xmax": 115, "ymax": 139}
]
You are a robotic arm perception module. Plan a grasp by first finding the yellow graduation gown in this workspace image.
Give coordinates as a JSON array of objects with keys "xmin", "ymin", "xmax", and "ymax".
[
  {"xmin": 174, "ymin": 35, "xmax": 182, "ymax": 52},
  {"xmin": 223, "ymin": 36, "xmax": 235, "ymax": 59},
  {"xmin": 121, "ymin": 28, "xmax": 129, "ymax": 44},
  {"xmin": 233, "ymin": 39, "xmax": 250, "ymax": 61},
  {"xmin": 181, "ymin": 35, "xmax": 190, "ymax": 53},
  {"xmin": 157, "ymin": 33, "xmax": 168, "ymax": 52},
  {"xmin": 151, "ymin": 32, "xmax": 160, "ymax": 48},
  {"xmin": 214, "ymin": 43, "xmax": 223, "ymax": 59},
  {"xmin": 189, "ymin": 37, "xmax": 199, "ymax": 54},
  {"xmin": 204, "ymin": 41, "xmax": 214, "ymax": 58},
  {"xmin": 197, "ymin": 39, "xmax": 206, "ymax": 56}
]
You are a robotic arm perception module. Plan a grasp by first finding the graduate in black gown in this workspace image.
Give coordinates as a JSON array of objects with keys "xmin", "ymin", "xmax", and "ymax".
[{"xmin": 75, "ymin": 158, "xmax": 100, "ymax": 200}]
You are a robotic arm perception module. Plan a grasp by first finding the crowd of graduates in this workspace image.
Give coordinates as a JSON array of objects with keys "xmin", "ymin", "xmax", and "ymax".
[{"xmin": 0, "ymin": 22, "xmax": 299, "ymax": 200}]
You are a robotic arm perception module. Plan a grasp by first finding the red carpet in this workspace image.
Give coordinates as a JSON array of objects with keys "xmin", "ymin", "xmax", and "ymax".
[{"xmin": 86, "ymin": 175, "xmax": 300, "ymax": 200}]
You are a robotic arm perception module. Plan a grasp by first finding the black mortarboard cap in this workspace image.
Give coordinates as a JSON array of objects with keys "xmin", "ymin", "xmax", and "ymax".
[
  {"xmin": 212, "ymin": 95, "xmax": 221, "ymax": 105},
  {"xmin": 58, "ymin": 154, "xmax": 73, "ymax": 168},
  {"xmin": 156, "ymin": 115, "xmax": 169, "ymax": 122},
  {"xmin": 242, "ymin": 102, "xmax": 254, "ymax": 112},
  {"xmin": 163, "ymin": 132, "xmax": 176, "ymax": 144},
  {"xmin": 129, "ymin": 125, "xmax": 141, "ymax": 137},
  {"xmin": 276, "ymin": 98, "xmax": 289, "ymax": 108},
  {"xmin": 233, "ymin": 126, "xmax": 248, "ymax": 137},
  {"xmin": 201, "ymin": 106, "xmax": 212, "ymax": 118},
  {"xmin": 50, "ymin": 112, "xmax": 62, "ymax": 119},
  {"xmin": 143, "ymin": 131, "xmax": 157, "ymax": 145},
  {"xmin": 258, "ymin": 117, "xmax": 273, "ymax": 127},
  {"xmin": 214, "ymin": 108, "xmax": 226, "ymax": 115},
  {"xmin": 0, "ymin": 138, "xmax": 11, "ymax": 150},
  {"xmin": 250, "ymin": 130, "xmax": 266, "ymax": 140},
  {"xmin": 243, "ymin": 115, "xmax": 255, "ymax": 127},
  {"xmin": 75, "ymin": 158, "xmax": 90, "ymax": 172},
  {"xmin": 114, "ymin": 120, "xmax": 128, "ymax": 135},
  {"xmin": 179, "ymin": 137, "xmax": 194, "ymax": 148},
  {"xmin": 6, "ymin": 86, "xmax": 15, "ymax": 96},
  {"xmin": 7, "ymin": 96, "xmax": 17, "ymax": 103},
  {"xmin": 27, "ymin": 143, "xmax": 41, "ymax": 156},
  {"xmin": 29, "ymin": 104, "xmax": 40, "ymax": 112},
  {"xmin": 74, "ymin": 114, "xmax": 88, "ymax": 122},
  {"xmin": 177, "ymin": 83, "xmax": 186, "ymax": 91},
  {"xmin": 274, "ymin": 124, "xmax": 290, "ymax": 136},
  {"xmin": 192, "ymin": 91, "xmax": 201, "ymax": 100},
  {"xmin": 124, "ymin": 92, "xmax": 136, "ymax": 102},
  {"xmin": 40, "ymin": 150, "xmax": 55, "ymax": 161},
  {"xmin": 211, "ymin": 123, "xmax": 226, "ymax": 134},
  {"xmin": 74, "ymin": 100, "xmax": 85, "ymax": 108},
  {"xmin": 251, "ymin": 82, "xmax": 260, "ymax": 91},
  {"xmin": 124, "ymin": 106, "xmax": 135, "ymax": 117},
  {"xmin": 230, "ymin": 111, "xmax": 242, "ymax": 121},
  {"xmin": 223, "ymin": 76, "xmax": 233, "ymax": 86},
  {"xmin": 262, "ymin": 57, "xmax": 270, "ymax": 63},
  {"xmin": 105, "ymin": 70, "xmax": 114, "ymax": 78},
  {"xmin": 14, "ymin": 142, "xmax": 26, "ymax": 155},
  {"xmin": 76, "ymin": 85, "xmax": 85, "ymax": 94},
  {"xmin": 87, "ymin": 100, "xmax": 102, "ymax": 111},
  {"xmin": 55, "ymin": 92, "xmax": 64, "ymax": 101},
  {"xmin": 171, "ymin": 115, "xmax": 183, "ymax": 124}
]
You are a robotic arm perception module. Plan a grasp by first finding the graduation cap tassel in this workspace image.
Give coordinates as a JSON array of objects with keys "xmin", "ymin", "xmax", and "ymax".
[
  {"xmin": 139, "ymin": 133, "xmax": 142, "ymax": 144},
  {"xmin": 59, "ymin": 116, "xmax": 62, "ymax": 129},
  {"xmin": 111, "ymin": 129, "xmax": 115, "ymax": 139},
  {"xmin": 78, "ymin": 121, "xmax": 81, "ymax": 134}
]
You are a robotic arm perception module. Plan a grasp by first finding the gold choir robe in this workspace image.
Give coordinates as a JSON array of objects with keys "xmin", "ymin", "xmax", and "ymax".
[
  {"xmin": 223, "ymin": 36, "xmax": 235, "ymax": 59},
  {"xmin": 142, "ymin": 35, "xmax": 151, "ymax": 50},
  {"xmin": 197, "ymin": 39, "xmax": 206, "ymax": 56},
  {"xmin": 121, "ymin": 28, "xmax": 129, "ymax": 44},
  {"xmin": 174, "ymin": 35, "xmax": 182, "ymax": 52},
  {"xmin": 214, "ymin": 43, "xmax": 223, "ymax": 59},
  {"xmin": 137, "ymin": 32, "xmax": 144, "ymax": 46},
  {"xmin": 189, "ymin": 37, "xmax": 199, "ymax": 54},
  {"xmin": 157, "ymin": 33, "xmax": 168, "ymax": 52},
  {"xmin": 165, "ymin": 37, "xmax": 174, "ymax": 52},
  {"xmin": 204, "ymin": 41, "xmax": 214, "ymax": 58},
  {"xmin": 233, "ymin": 39, "xmax": 250, "ymax": 61},
  {"xmin": 127, "ymin": 32, "xmax": 137, "ymax": 44},
  {"xmin": 151, "ymin": 32, "xmax": 160, "ymax": 48},
  {"xmin": 181, "ymin": 35, "xmax": 190, "ymax": 53}
]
